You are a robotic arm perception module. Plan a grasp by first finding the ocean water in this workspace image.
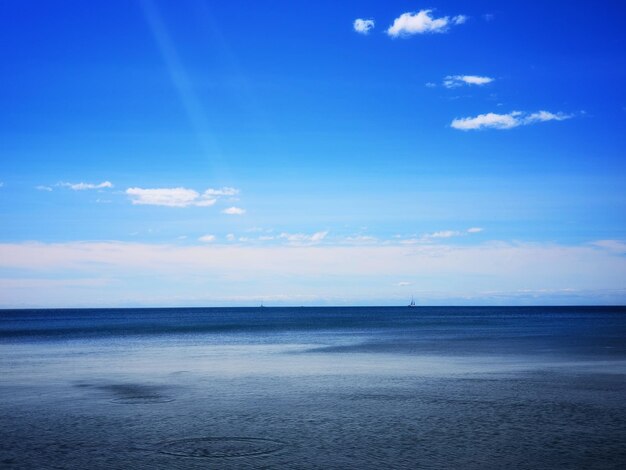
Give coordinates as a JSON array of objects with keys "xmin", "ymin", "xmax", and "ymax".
[{"xmin": 1, "ymin": 306, "xmax": 625, "ymax": 469}]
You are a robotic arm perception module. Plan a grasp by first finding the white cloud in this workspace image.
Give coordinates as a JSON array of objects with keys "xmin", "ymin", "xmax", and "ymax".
[
  {"xmin": 309, "ymin": 231, "xmax": 329, "ymax": 242},
  {"xmin": 226, "ymin": 233, "xmax": 236, "ymax": 241},
  {"xmin": 36, "ymin": 185, "xmax": 53, "ymax": 192},
  {"xmin": 126, "ymin": 187, "xmax": 215, "ymax": 207},
  {"xmin": 203, "ymin": 187, "xmax": 239, "ymax": 197},
  {"xmin": 397, "ymin": 281, "xmax": 412, "ymax": 287},
  {"xmin": 279, "ymin": 231, "xmax": 328, "ymax": 245},
  {"xmin": 467, "ymin": 227, "xmax": 484, "ymax": 233},
  {"xmin": 452, "ymin": 112, "xmax": 520, "ymax": 130},
  {"xmin": 198, "ymin": 234, "xmax": 216, "ymax": 243},
  {"xmin": 222, "ymin": 206, "xmax": 246, "ymax": 215},
  {"xmin": 353, "ymin": 18, "xmax": 375, "ymax": 34},
  {"xmin": 443, "ymin": 75, "xmax": 493, "ymax": 88},
  {"xmin": 451, "ymin": 110, "xmax": 573, "ymax": 131},
  {"xmin": 425, "ymin": 82, "xmax": 437, "ymax": 88},
  {"xmin": 426, "ymin": 230, "xmax": 460, "ymax": 239},
  {"xmin": 59, "ymin": 181, "xmax": 113, "ymax": 191},
  {"xmin": 124, "ymin": 186, "xmax": 240, "ymax": 207},
  {"xmin": 387, "ymin": 10, "xmax": 465, "ymax": 37}
]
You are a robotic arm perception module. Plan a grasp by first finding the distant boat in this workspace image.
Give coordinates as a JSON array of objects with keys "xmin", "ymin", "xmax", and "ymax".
[
  {"xmin": 260, "ymin": 301, "xmax": 265, "ymax": 308},
  {"xmin": 408, "ymin": 296, "xmax": 416, "ymax": 307}
]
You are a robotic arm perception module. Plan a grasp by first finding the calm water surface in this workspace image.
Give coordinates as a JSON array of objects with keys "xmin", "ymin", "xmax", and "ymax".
[{"xmin": 1, "ymin": 307, "xmax": 625, "ymax": 469}]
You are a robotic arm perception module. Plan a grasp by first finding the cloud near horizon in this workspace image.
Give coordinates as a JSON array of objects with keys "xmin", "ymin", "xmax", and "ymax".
[
  {"xmin": 279, "ymin": 230, "xmax": 328, "ymax": 245},
  {"xmin": 401, "ymin": 228, "xmax": 484, "ymax": 244},
  {"xmin": 451, "ymin": 111, "xmax": 573, "ymax": 130},
  {"xmin": 0, "ymin": 239, "xmax": 624, "ymax": 307},
  {"xmin": 387, "ymin": 10, "xmax": 466, "ymax": 37}
]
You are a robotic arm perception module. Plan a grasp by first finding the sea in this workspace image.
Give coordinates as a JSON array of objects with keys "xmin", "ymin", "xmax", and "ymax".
[{"xmin": 1, "ymin": 306, "xmax": 625, "ymax": 469}]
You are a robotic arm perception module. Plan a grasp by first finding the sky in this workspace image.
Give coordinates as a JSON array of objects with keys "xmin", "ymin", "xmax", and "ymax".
[{"xmin": 1, "ymin": 0, "xmax": 625, "ymax": 307}]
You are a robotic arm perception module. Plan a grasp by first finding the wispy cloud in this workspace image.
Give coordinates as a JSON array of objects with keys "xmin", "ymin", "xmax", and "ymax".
[
  {"xmin": 279, "ymin": 231, "xmax": 328, "ymax": 245},
  {"xmin": 222, "ymin": 206, "xmax": 246, "ymax": 215},
  {"xmin": 523, "ymin": 111, "xmax": 574, "ymax": 125},
  {"xmin": 198, "ymin": 234, "xmax": 216, "ymax": 243},
  {"xmin": 59, "ymin": 181, "xmax": 113, "ymax": 190},
  {"xmin": 36, "ymin": 185, "xmax": 53, "ymax": 192},
  {"xmin": 591, "ymin": 240, "xmax": 626, "ymax": 254},
  {"xmin": 387, "ymin": 10, "xmax": 466, "ymax": 37},
  {"xmin": 443, "ymin": 75, "xmax": 493, "ymax": 88},
  {"xmin": 353, "ymin": 18, "xmax": 375, "ymax": 34},
  {"xmin": 426, "ymin": 230, "xmax": 460, "ymax": 239},
  {"xmin": 401, "ymin": 228, "xmax": 484, "ymax": 244},
  {"xmin": 451, "ymin": 110, "xmax": 573, "ymax": 130},
  {"xmin": 203, "ymin": 187, "xmax": 239, "ymax": 197},
  {"xmin": 452, "ymin": 15, "xmax": 468, "ymax": 25},
  {"xmin": 427, "ymin": 228, "xmax": 484, "ymax": 239}
]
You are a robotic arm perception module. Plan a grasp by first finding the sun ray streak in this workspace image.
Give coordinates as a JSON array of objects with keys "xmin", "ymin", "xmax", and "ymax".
[{"xmin": 138, "ymin": 0, "xmax": 224, "ymax": 176}]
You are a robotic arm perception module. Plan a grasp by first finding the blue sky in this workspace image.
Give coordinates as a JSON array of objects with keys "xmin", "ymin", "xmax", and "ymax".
[{"xmin": 1, "ymin": 1, "xmax": 625, "ymax": 307}]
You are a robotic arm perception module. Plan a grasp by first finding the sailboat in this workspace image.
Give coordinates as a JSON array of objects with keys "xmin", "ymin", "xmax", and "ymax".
[{"xmin": 408, "ymin": 296, "xmax": 416, "ymax": 307}]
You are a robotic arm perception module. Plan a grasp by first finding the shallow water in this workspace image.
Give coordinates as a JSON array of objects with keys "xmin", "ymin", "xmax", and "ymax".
[{"xmin": 1, "ymin": 307, "xmax": 625, "ymax": 468}]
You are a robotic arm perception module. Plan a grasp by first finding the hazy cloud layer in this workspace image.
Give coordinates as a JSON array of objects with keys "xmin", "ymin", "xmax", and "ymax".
[{"xmin": 1, "ymin": 239, "xmax": 624, "ymax": 307}]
